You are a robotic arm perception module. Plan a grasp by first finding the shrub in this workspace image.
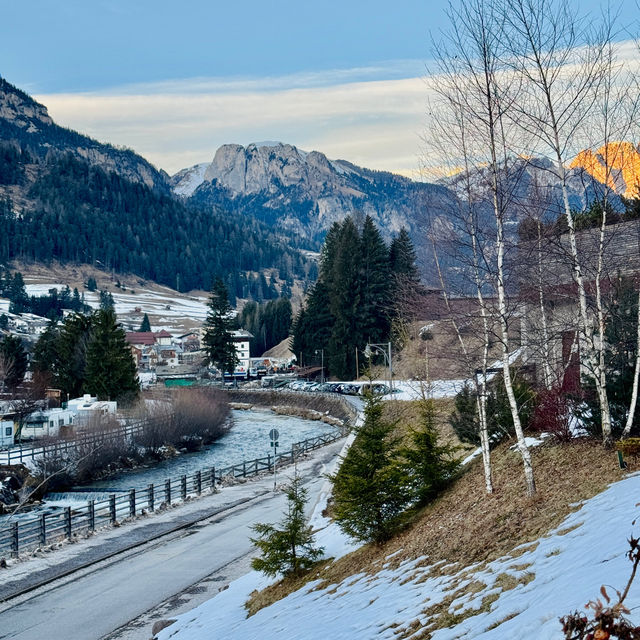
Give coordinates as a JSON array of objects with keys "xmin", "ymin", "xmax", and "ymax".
[{"xmin": 531, "ymin": 386, "xmax": 573, "ymax": 442}]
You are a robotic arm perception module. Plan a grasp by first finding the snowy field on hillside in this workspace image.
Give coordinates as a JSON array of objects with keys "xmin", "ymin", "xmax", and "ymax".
[
  {"xmin": 159, "ymin": 470, "xmax": 640, "ymax": 640},
  {"xmin": 24, "ymin": 283, "xmax": 209, "ymax": 329},
  {"xmin": 391, "ymin": 350, "xmax": 523, "ymax": 401}
]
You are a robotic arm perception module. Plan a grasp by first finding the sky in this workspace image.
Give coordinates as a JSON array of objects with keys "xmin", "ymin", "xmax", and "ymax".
[{"xmin": 1, "ymin": 0, "xmax": 637, "ymax": 177}]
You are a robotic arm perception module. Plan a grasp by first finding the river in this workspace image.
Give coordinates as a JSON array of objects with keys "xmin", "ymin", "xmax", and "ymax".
[{"xmin": 4, "ymin": 409, "xmax": 340, "ymax": 519}]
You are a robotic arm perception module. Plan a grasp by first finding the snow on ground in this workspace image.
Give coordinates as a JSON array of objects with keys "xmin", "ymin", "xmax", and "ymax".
[
  {"xmin": 159, "ymin": 471, "xmax": 640, "ymax": 640},
  {"xmin": 24, "ymin": 282, "xmax": 209, "ymax": 331},
  {"xmin": 391, "ymin": 350, "xmax": 524, "ymax": 402}
]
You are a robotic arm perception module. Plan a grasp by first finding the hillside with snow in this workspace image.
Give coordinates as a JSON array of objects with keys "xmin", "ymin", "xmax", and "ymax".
[{"xmin": 158, "ymin": 441, "xmax": 639, "ymax": 640}]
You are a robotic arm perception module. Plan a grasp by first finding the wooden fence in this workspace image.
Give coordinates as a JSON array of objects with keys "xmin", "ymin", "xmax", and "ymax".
[
  {"xmin": 0, "ymin": 418, "xmax": 158, "ymax": 465},
  {"xmin": 0, "ymin": 428, "xmax": 345, "ymax": 557}
]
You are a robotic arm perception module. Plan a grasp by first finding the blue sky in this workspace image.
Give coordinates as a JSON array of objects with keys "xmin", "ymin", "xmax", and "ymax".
[{"xmin": 2, "ymin": 0, "xmax": 637, "ymax": 176}]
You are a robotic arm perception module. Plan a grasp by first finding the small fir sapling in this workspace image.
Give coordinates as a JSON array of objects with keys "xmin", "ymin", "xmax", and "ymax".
[{"xmin": 251, "ymin": 475, "xmax": 323, "ymax": 577}]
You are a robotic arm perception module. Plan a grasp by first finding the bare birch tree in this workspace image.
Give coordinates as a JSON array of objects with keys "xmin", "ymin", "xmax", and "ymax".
[
  {"xmin": 499, "ymin": 0, "xmax": 640, "ymax": 445},
  {"xmin": 428, "ymin": 0, "xmax": 537, "ymax": 495}
]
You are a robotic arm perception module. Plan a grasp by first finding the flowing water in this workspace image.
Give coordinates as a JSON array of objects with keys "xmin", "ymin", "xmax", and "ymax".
[{"xmin": 4, "ymin": 409, "xmax": 339, "ymax": 520}]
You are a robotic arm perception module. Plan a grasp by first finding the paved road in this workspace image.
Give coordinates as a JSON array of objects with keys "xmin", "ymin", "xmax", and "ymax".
[{"xmin": 0, "ymin": 441, "xmax": 342, "ymax": 640}]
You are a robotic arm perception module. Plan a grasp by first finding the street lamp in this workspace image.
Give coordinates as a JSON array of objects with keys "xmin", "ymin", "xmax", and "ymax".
[
  {"xmin": 315, "ymin": 349, "xmax": 324, "ymax": 383},
  {"xmin": 363, "ymin": 342, "xmax": 393, "ymax": 391}
]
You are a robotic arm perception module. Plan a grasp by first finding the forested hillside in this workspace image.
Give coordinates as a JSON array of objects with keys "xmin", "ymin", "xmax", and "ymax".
[{"xmin": 0, "ymin": 150, "xmax": 310, "ymax": 295}]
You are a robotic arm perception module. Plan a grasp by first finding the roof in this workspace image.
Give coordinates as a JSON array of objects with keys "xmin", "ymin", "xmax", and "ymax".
[
  {"xmin": 125, "ymin": 332, "xmax": 156, "ymax": 346},
  {"xmin": 155, "ymin": 330, "xmax": 173, "ymax": 338},
  {"xmin": 230, "ymin": 329, "xmax": 253, "ymax": 341}
]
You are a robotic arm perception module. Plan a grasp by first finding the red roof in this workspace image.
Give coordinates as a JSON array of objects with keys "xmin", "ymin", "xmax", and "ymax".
[
  {"xmin": 155, "ymin": 330, "xmax": 173, "ymax": 338},
  {"xmin": 125, "ymin": 332, "xmax": 156, "ymax": 346}
]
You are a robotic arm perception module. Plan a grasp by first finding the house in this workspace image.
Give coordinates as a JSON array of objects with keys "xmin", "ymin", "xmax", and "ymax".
[
  {"xmin": 155, "ymin": 330, "xmax": 173, "ymax": 346},
  {"xmin": 518, "ymin": 218, "xmax": 640, "ymax": 388},
  {"xmin": 230, "ymin": 330, "xmax": 253, "ymax": 379}
]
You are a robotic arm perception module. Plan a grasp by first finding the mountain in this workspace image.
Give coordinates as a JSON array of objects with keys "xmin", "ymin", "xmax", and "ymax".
[
  {"xmin": 0, "ymin": 80, "xmax": 310, "ymax": 297},
  {"xmin": 0, "ymin": 77, "xmax": 169, "ymax": 192},
  {"xmin": 571, "ymin": 142, "xmax": 640, "ymax": 199},
  {"xmin": 173, "ymin": 142, "xmax": 455, "ymax": 246}
]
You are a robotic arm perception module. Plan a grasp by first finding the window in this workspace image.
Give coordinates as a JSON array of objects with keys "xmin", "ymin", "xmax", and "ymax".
[
  {"xmin": 58, "ymin": 419, "xmax": 64, "ymax": 427},
  {"xmin": 49, "ymin": 421, "xmax": 54, "ymax": 428},
  {"xmin": 5, "ymin": 427, "xmax": 11, "ymax": 436}
]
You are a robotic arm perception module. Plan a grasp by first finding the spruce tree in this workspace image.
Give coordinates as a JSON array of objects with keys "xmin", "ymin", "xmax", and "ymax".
[
  {"xmin": 360, "ymin": 215, "xmax": 391, "ymax": 345},
  {"xmin": 331, "ymin": 394, "xmax": 411, "ymax": 543},
  {"xmin": 328, "ymin": 218, "xmax": 362, "ymax": 379},
  {"xmin": 85, "ymin": 309, "xmax": 139, "ymax": 402},
  {"xmin": 54, "ymin": 313, "xmax": 93, "ymax": 399},
  {"xmin": 0, "ymin": 334, "xmax": 27, "ymax": 390},
  {"xmin": 401, "ymin": 398, "xmax": 460, "ymax": 506},
  {"xmin": 202, "ymin": 278, "xmax": 238, "ymax": 375},
  {"xmin": 251, "ymin": 475, "xmax": 324, "ymax": 577},
  {"xmin": 138, "ymin": 313, "xmax": 151, "ymax": 332}
]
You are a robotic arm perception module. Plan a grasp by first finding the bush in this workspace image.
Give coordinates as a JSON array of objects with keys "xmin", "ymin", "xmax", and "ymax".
[
  {"xmin": 450, "ymin": 372, "xmax": 537, "ymax": 447},
  {"xmin": 531, "ymin": 386, "xmax": 573, "ymax": 442}
]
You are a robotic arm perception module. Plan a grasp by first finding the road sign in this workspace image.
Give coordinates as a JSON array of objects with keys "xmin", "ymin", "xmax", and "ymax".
[{"xmin": 269, "ymin": 428, "xmax": 279, "ymax": 441}]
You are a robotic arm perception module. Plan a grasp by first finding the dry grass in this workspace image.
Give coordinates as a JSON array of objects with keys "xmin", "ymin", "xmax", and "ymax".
[{"xmin": 247, "ymin": 434, "xmax": 630, "ymax": 623}]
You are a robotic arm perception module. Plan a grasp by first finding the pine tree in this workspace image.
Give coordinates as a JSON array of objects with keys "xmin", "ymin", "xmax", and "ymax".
[
  {"xmin": 0, "ymin": 334, "xmax": 27, "ymax": 390},
  {"xmin": 360, "ymin": 215, "xmax": 391, "ymax": 345},
  {"xmin": 85, "ymin": 309, "xmax": 139, "ymax": 402},
  {"xmin": 251, "ymin": 475, "xmax": 324, "ymax": 577},
  {"xmin": 202, "ymin": 278, "xmax": 238, "ymax": 376},
  {"xmin": 401, "ymin": 398, "xmax": 460, "ymax": 506},
  {"xmin": 54, "ymin": 313, "xmax": 93, "ymax": 399},
  {"xmin": 331, "ymin": 394, "xmax": 412, "ymax": 543},
  {"xmin": 99, "ymin": 289, "xmax": 115, "ymax": 311},
  {"xmin": 138, "ymin": 313, "xmax": 151, "ymax": 332}
]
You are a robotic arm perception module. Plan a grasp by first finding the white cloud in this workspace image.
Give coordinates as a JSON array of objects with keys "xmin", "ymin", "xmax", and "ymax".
[{"xmin": 34, "ymin": 66, "xmax": 428, "ymax": 176}]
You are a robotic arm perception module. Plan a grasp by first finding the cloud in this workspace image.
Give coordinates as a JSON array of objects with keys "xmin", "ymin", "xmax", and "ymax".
[{"xmin": 34, "ymin": 65, "xmax": 428, "ymax": 176}]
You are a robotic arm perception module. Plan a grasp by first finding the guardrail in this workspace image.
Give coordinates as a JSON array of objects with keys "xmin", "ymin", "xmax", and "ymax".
[{"xmin": 0, "ymin": 427, "xmax": 346, "ymax": 558}]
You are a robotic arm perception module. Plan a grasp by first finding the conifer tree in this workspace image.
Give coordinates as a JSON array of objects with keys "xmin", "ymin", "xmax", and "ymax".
[
  {"xmin": 331, "ymin": 394, "xmax": 411, "ymax": 543},
  {"xmin": 54, "ymin": 313, "xmax": 93, "ymax": 399},
  {"xmin": 328, "ymin": 218, "xmax": 362, "ymax": 379},
  {"xmin": 251, "ymin": 475, "xmax": 324, "ymax": 577},
  {"xmin": 85, "ymin": 309, "xmax": 139, "ymax": 402},
  {"xmin": 202, "ymin": 278, "xmax": 238, "ymax": 375},
  {"xmin": 0, "ymin": 334, "xmax": 27, "ymax": 390},
  {"xmin": 401, "ymin": 398, "xmax": 460, "ymax": 506},
  {"xmin": 138, "ymin": 313, "xmax": 151, "ymax": 332},
  {"xmin": 360, "ymin": 215, "xmax": 391, "ymax": 345}
]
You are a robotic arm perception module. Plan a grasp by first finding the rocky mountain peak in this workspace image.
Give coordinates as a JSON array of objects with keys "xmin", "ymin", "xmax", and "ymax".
[{"xmin": 0, "ymin": 77, "xmax": 53, "ymax": 133}]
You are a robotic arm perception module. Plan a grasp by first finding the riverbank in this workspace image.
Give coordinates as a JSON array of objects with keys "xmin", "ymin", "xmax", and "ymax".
[{"xmin": 227, "ymin": 389, "xmax": 357, "ymax": 424}]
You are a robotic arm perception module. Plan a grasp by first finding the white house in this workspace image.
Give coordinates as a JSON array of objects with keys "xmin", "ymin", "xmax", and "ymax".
[{"xmin": 230, "ymin": 330, "xmax": 253, "ymax": 379}]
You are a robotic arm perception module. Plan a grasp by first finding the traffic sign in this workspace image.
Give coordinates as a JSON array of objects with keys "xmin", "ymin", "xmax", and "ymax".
[{"xmin": 269, "ymin": 428, "xmax": 279, "ymax": 441}]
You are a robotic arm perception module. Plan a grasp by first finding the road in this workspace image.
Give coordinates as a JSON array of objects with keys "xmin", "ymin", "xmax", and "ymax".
[{"xmin": 0, "ymin": 440, "xmax": 344, "ymax": 640}]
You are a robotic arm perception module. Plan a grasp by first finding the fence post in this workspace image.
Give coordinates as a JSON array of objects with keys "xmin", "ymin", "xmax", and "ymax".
[
  {"xmin": 109, "ymin": 495, "xmax": 116, "ymax": 524},
  {"xmin": 148, "ymin": 484, "xmax": 155, "ymax": 511},
  {"xmin": 65, "ymin": 507, "xmax": 72, "ymax": 539},
  {"xmin": 165, "ymin": 478, "xmax": 171, "ymax": 505},
  {"xmin": 88, "ymin": 500, "xmax": 95, "ymax": 532},
  {"xmin": 181, "ymin": 475, "xmax": 187, "ymax": 500},
  {"xmin": 267, "ymin": 454, "xmax": 272, "ymax": 471},
  {"xmin": 129, "ymin": 489, "xmax": 136, "ymax": 517},
  {"xmin": 195, "ymin": 471, "xmax": 202, "ymax": 495},
  {"xmin": 243, "ymin": 461, "xmax": 246, "ymax": 477},
  {"xmin": 210, "ymin": 466, "xmax": 216, "ymax": 492},
  {"xmin": 39, "ymin": 513, "xmax": 46, "ymax": 546},
  {"xmin": 11, "ymin": 522, "xmax": 18, "ymax": 557}
]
